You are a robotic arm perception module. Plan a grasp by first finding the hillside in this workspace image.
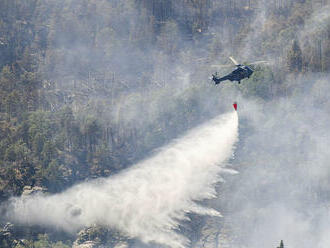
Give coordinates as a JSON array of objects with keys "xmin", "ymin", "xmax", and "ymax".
[{"xmin": 0, "ymin": 0, "xmax": 330, "ymax": 247}]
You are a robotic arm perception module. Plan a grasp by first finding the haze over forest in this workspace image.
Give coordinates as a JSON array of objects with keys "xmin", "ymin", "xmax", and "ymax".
[{"xmin": 0, "ymin": 0, "xmax": 330, "ymax": 248}]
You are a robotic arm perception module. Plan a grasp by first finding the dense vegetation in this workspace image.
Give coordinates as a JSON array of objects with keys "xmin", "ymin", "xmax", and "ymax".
[{"xmin": 0, "ymin": 0, "xmax": 329, "ymax": 247}]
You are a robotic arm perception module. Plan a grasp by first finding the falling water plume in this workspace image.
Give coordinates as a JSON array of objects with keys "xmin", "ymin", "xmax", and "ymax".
[{"xmin": 6, "ymin": 111, "xmax": 239, "ymax": 247}]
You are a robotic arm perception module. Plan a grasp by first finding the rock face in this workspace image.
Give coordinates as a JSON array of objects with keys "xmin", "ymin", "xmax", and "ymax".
[
  {"xmin": 0, "ymin": 222, "xmax": 14, "ymax": 245},
  {"xmin": 22, "ymin": 186, "xmax": 46, "ymax": 196},
  {"xmin": 73, "ymin": 225, "xmax": 129, "ymax": 248},
  {"xmin": 73, "ymin": 240, "xmax": 99, "ymax": 248},
  {"xmin": 0, "ymin": 222, "xmax": 29, "ymax": 248}
]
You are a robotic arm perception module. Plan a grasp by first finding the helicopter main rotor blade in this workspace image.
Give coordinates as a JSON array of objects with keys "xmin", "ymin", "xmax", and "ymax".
[
  {"xmin": 211, "ymin": 64, "xmax": 232, "ymax": 68},
  {"xmin": 229, "ymin": 56, "xmax": 239, "ymax": 66},
  {"xmin": 249, "ymin": 60, "xmax": 270, "ymax": 65}
]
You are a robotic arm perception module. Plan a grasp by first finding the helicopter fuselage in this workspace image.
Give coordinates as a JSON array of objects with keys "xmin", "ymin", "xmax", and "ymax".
[{"xmin": 213, "ymin": 65, "xmax": 254, "ymax": 84}]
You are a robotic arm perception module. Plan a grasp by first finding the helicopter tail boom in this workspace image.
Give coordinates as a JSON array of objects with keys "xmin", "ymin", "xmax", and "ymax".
[{"xmin": 212, "ymin": 74, "xmax": 230, "ymax": 84}]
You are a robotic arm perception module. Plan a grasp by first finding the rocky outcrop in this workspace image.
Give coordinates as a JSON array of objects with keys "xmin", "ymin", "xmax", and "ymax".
[
  {"xmin": 21, "ymin": 186, "xmax": 46, "ymax": 196},
  {"xmin": 73, "ymin": 240, "xmax": 99, "ymax": 248},
  {"xmin": 73, "ymin": 225, "xmax": 129, "ymax": 248},
  {"xmin": 0, "ymin": 222, "xmax": 14, "ymax": 245},
  {"xmin": 0, "ymin": 222, "xmax": 31, "ymax": 248}
]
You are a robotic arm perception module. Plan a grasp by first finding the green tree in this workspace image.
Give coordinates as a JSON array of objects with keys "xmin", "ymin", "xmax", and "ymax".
[
  {"xmin": 287, "ymin": 39, "xmax": 303, "ymax": 72},
  {"xmin": 32, "ymin": 132, "xmax": 45, "ymax": 155},
  {"xmin": 41, "ymin": 141, "xmax": 57, "ymax": 166},
  {"xmin": 277, "ymin": 240, "xmax": 284, "ymax": 248},
  {"xmin": 33, "ymin": 234, "xmax": 51, "ymax": 248},
  {"xmin": 4, "ymin": 141, "xmax": 29, "ymax": 162},
  {"xmin": 82, "ymin": 117, "xmax": 102, "ymax": 153}
]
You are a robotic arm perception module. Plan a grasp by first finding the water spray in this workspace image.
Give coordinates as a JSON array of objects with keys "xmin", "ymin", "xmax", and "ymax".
[{"xmin": 5, "ymin": 110, "xmax": 239, "ymax": 247}]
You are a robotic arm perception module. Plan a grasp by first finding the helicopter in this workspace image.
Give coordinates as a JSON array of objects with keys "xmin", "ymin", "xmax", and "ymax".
[{"xmin": 211, "ymin": 57, "xmax": 267, "ymax": 84}]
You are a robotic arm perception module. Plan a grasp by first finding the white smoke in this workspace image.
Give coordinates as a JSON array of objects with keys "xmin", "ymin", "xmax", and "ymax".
[{"xmin": 6, "ymin": 111, "xmax": 238, "ymax": 248}]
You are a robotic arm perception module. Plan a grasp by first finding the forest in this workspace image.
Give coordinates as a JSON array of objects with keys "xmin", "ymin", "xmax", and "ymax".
[{"xmin": 0, "ymin": 0, "xmax": 330, "ymax": 247}]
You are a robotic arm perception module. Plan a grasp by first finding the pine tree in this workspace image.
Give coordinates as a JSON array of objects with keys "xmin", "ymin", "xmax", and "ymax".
[
  {"xmin": 277, "ymin": 240, "xmax": 284, "ymax": 248},
  {"xmin": 287, "ymin": 39, "xmax": 303, "ymax": 72}
]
